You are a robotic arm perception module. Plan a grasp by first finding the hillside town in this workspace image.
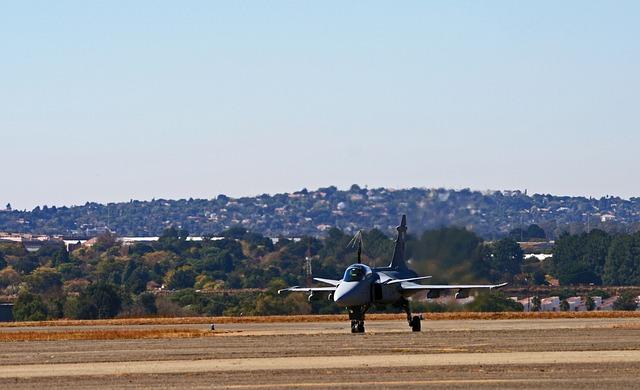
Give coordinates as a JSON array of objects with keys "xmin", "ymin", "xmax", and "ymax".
[{"xmin": 2, "ymin": 186, "xmax": 640, "ymax": 239}]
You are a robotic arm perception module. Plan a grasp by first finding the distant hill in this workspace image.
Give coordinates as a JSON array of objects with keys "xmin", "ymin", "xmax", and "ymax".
[{"xmin": 1, "ymin": 185, "xmax": 639, "ymax": 238}]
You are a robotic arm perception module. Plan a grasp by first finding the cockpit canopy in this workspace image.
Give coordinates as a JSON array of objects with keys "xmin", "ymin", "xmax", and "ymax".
[{"xmin": 343, "ymin": 264, "xmax": 372, "ymax": 282}]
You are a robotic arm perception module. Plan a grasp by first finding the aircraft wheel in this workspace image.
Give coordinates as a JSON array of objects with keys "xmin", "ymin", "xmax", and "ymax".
[
  {"xmin": 411, "ymin": 316, "xmax": 421, "ymax": 332},
  {"xmin": 350, "ymin": 320, "xmax": 358, "ymax": 333},
  {"xmin": 357, "ymin": 321, "xmax": 365, "ymax": 333}
]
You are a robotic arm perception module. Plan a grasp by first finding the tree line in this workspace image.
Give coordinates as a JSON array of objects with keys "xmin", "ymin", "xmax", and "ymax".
[
  {"xmin": 1, "ymin": 226, "xmax": 638, "ymax": 321},
  {"xmin": 546, "ymin": 229, "xmax": 640, "ymax": 286}
]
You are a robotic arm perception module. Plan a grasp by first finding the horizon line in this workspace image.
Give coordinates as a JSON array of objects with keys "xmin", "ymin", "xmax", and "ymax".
[{"xmin": 5, "ymin": 184, "xmax": 638, "ymax": 211}]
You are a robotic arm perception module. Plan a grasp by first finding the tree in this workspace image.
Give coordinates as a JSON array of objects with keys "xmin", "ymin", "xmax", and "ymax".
[
  {"xmin": 36, "ymin": 242, "xmax": 69, "ymax": 266},
  {"xmin": 466, "ymin": 292, "xmax": 524, "ymax": 312},
  {"xmin": 0, "ymin": 267, "xmax": 20, "ymax": 288},
  {"xmin": 138, "ymin": 292, "xmax": 157, "ymax": 315},
  {"xmin": 407, "ymin": 227, "xmax": 485, "ymax": 283},
  {"xmin": 483, "ymin": 238, "xmax": 524, "ymax": 282},
  {"xmin": 220, "ymin": 226, "xmax": 248, "ymax": 240},
  {"xmin": 93, "ymin": 232, "xmax": 119, "ymax": 252},
  {"xmin": 613, "ymin": 292, "xmax": 638, "ymax": 311},
  {"xmin": 585, "ymin": 296, "xmax": 596, "ymax": 311},
  {"xmin": 361, "ymin": 229, "xmax": 394, "ymax": 266},
  {"xmin": 549, "ymin": 230, "xmax": 611, "ymax": 285},
  {"xmin": 75, "ymin": 282, "xmax": 122, "ymax": 319},
  {"xmin": 558, "ymin": 288, "xmax": 576, "ymax": 300},
  {"xmin": 164, "ymin": 266, "xmax": 196, "ymax": 289},
  {"xmin": 122, "ymin": 263, "xmax": 150, "ymax": 294},
  {"xmin": 527, "ymin": 224, "xmax": 546, "ymax": 240},
  {"xmin": 508, "ymin": 224, "xmax": 546, "ymax": 242},
  {"xmin": 255, "ymin": 283, "xmax": 311, "ymax": 315},
  {"xmin": 57, "ymin": 262, "xmax": 83, "ymax": 280},
  {"xmin": 531, "ymin": 296, "xmax": 541, "ymax": 312},
  {"xmin": 12, "ymin": 255, "xmax": 39, "ymax": 274},
  {"xmin": 508, "ymin": 228, "xmax": 525, "ymax": 241},
  {"xmin": 13, "ymin": 292, "xmax": 48, "ymax": 321},
  {"xmin": 521, "ymin": 257, "xmax": 547, "ymax": 286},
  {"xmin": 95, "ymin": 258, "xmax": 125, "ymax": 286},
  {"xmin": 603, "ymin": 233, "xmax": 640, "ymax": 286},
  {"xmin": 158, "ymin": 227, "xmax": 189, "ymax": 252},
  {"xmin": 5, "ymin": 203, "xmax": 10, "ymax": 211},
  {"xmin": 588, "ymin": 289, "xmax": 611, "ymax": 299},
  {"xmin": 531, "ymin": 270, "xmax": 546, "ymax": 285},
  {"xmin": 25, "ymin": 267, "xmax": 63, "ymax": 296}
]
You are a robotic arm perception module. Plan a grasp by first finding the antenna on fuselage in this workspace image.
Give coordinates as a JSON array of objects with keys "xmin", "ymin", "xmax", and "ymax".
[{"xmin": 348, "ymin": 230, "xmax": 364, "ymax": 264}]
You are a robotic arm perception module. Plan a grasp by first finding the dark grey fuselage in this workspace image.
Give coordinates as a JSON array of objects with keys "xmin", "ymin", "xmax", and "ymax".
[{"xmin": 333, "ymin": 264, "xmax": 417, "ymax": 307}]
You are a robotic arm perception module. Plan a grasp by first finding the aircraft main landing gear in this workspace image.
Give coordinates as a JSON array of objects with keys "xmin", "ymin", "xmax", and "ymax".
[
  {"xmin": 410, "ymin": 315, "xmax": 421, "ymax": 332},
  {"xmin": 402, "ymin": 299, "xmax": 421, "ymax": 332}
]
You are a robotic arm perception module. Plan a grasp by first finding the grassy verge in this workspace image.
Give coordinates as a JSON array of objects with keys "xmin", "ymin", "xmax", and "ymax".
[
  {"xmin": 0, "ymin": 328, "xmax": 237, "ymax": 342},
  {"xmin": 3, "ymin": 311, "xmax": 640, "ymax": 328}
]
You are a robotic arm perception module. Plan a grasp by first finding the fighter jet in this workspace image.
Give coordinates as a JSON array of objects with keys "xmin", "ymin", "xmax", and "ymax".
[{"xmin": 278, "ymin": 215, "xmax": 507, "ymax": 333}]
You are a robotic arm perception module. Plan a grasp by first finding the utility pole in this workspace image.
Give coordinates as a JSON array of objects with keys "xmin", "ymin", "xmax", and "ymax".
[{"xmin": 304, "ymin": 238, "xmax": 313, "ymax": 287}]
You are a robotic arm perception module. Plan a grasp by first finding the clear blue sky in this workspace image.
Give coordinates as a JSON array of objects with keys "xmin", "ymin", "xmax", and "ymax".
[{"xmin": 1, "ymin": 1, "xmax": 639, "ymax": 209}]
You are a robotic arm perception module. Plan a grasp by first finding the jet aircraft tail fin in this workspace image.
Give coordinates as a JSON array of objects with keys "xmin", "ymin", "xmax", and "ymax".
[{"xmin": 388, "ymin": 215, "xmax": 408, "ymax": 270}]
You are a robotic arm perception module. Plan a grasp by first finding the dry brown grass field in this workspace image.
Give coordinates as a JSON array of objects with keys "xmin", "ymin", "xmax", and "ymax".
[
  {"xmin": 0, "ymin": 328, "xmax": 239, "ymax": 342},
  {"xmin": 3, "ymin": 310, "xmax": 640, "ymax": 328},
  {"xmin": 4, "ymin": 317, "xmax": 640, "ymax": 388}
]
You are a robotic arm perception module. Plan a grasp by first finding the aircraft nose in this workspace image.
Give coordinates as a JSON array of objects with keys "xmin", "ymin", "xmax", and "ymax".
[
  {"xmin": 334, "ymin": 282, "xmax": 365, "ymax": 307},
  {"xmin": 333, "ymin": 289, "xmax": 349, "ymax": 306}
]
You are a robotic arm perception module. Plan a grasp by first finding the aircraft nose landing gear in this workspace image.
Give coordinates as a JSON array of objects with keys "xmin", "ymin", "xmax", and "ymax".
[
  {"xmin": 351, "ymin": 320, "xmax": 365, "ymax": 333},
  {"xmin": 348, "ymin": 305, "xmax": 368, "ymax": 333}
]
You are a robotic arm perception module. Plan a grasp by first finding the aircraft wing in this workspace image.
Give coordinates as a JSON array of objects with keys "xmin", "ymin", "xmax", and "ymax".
[
  {"xmin": 313, "ymin": 277, "xmax": 341, "ymax": 286},
  {"xmin": 278, "ymin": 286, "xmax": 337, "ymax": 294},
  {"xmin": 385, "ymin": 276, "xmax": 432, "ymax": 285},
  {"xmin": 400, "ymin": 282, "xmax": 508, "ymax": 291}
]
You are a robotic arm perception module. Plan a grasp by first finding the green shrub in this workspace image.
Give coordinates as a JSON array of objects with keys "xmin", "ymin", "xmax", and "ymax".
[
  {"xmin": 74, "ymin": 282, "xmax": 122, "ymax": 319},
  {"xmin": 613, "ymin": 292, "xmax": 638, "ymax": 311},
  {"xmin": 466, "ymin": 292, "xmax": 523, "ymax": 312},
  {"xmin": 13, "ymin": 292, "xmax": 48, "ymax": 321}
]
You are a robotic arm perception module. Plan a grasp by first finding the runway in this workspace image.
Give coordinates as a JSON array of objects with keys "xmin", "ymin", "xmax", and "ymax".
[
  {"xmin": 2, "ymin": 317, "xmax": 640, "ymax": 389},
  {"xmin": 3, "ymin": 350, "xmax": 640, "ymax": 378}
]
